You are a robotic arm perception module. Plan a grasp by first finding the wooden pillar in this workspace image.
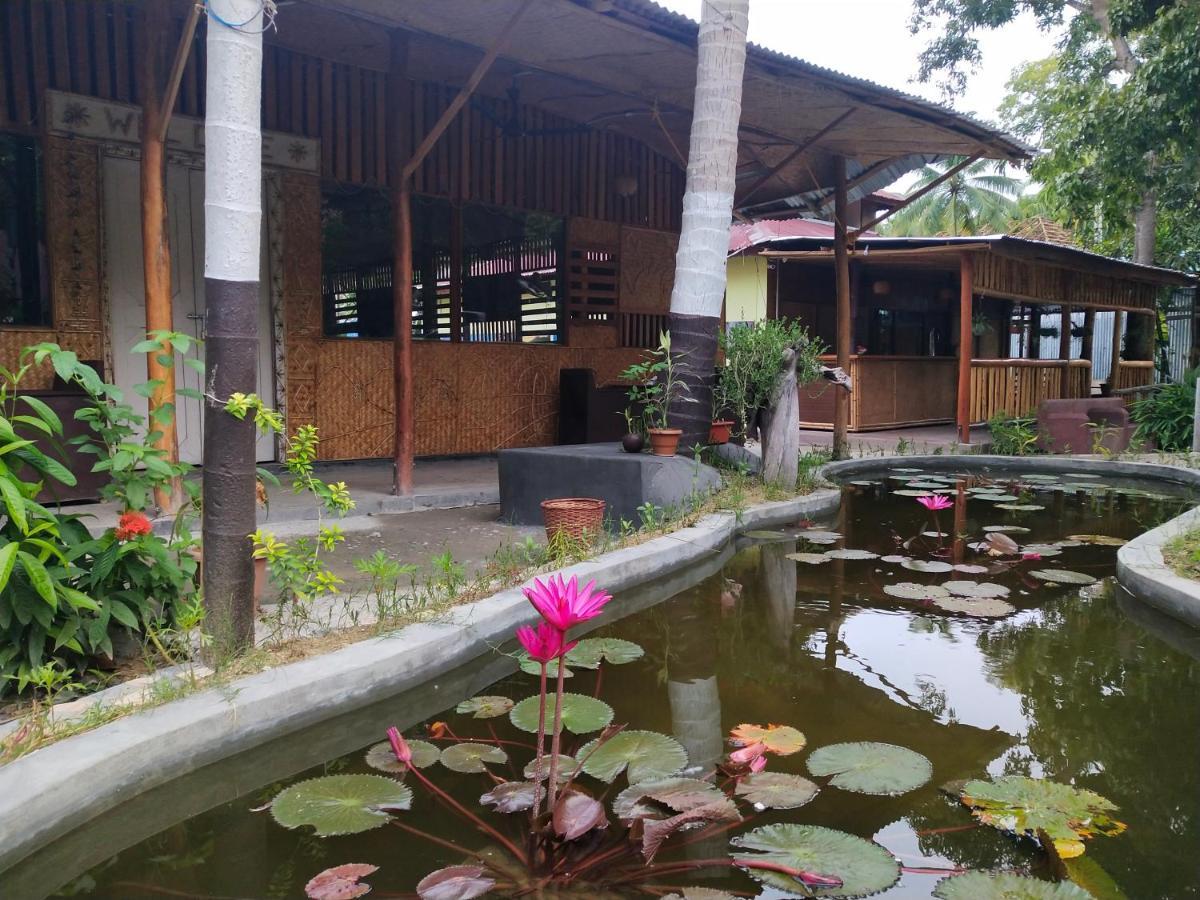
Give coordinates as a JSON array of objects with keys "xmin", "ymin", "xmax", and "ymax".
[
  {"xmin": 450, "ymin": 203, "xmax": 463, "ymax": 342},
  {"xmin": 1059, "ymin": 305, "xmax": 1072, "ymax": 361},
  {"xmin": 1028, "ymin": 306, "xmax": 1042, "ymax": 359},
  {"xmin": 957, "ymin": 252, "xmax": 974, "ymax": 444},
  {"xmin": 1081, "ymin": 308, "xmax": 1095, "ymax": 362},
  {"xmin": 1107, "ymin": 309, "xmax": 1124, "ymax": 390},
  {"xmin": 389, "ymin": 31, "xmax": 414, "ymax": 494},
  {"xmin": 832, "ymin": 157, "xmax": 851, "ymax": 459}
]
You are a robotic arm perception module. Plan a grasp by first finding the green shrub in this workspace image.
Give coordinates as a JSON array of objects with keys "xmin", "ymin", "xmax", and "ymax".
[
  {"xmin": 1130, "ymin": 371, "xmax": 1195, "ymax": 452},
  {"xmin": 718, "ymin": 319, "xmax": 825, "ymax": 438},
  {"xmin": 987, "ymin": 410, "xmax": 1040, "ymax": 456}
]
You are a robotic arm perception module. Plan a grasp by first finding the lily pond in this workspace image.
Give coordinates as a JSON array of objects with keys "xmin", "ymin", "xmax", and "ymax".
[{"xmin": 30, "ymin": 468, "xmax": 1200, "ymax": 899}]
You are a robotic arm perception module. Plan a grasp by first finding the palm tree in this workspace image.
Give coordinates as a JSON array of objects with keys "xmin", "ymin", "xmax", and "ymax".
[{"xmin": 883, "ymin": 157, "xmax": 1023, "ymax": 236}]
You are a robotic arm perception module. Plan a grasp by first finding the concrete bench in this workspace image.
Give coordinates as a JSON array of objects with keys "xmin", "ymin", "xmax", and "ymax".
[{"xmin": 1036, "ymin": 397, "xmax": 1134, "ymax": 454}]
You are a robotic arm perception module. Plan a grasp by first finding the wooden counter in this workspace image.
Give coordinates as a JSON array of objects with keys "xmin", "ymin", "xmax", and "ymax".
[{"xmin": 799, "ymin": 355, "xmax": 957, "ymax": 431}]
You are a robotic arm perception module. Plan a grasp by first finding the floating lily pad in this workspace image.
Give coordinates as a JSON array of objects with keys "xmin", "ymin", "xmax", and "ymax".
[
  {"xmin": 880, "ymin": 554, "xmax": 910, "ymax": 564},
  {"xmin": 985, "ymin": 533, "xmax": 1020, "ymax": 555},
  {"xmin": 806, "ymin": 742, "xmax": 932, "ymax": 795},
  {"xmin": 1067, "ymin": 534, "xmax": 1127, "ymax": 547},
  {"xmin": 893, "ymin": 489, "xmax": 936, "ymax": 497},
  {"xmin": 455, "ymin": 695, "xmax": 514, "ymax": 718},
  {"xmin": 365, "ymin": 739, "xmax": 439, "ymax": 772},
  {"xmin": 1021, "ymin": 544, "xmax": 1062, "ymax": 557},
  {"xmin": 517, "ymin": 652, "xmax": 573, "ymax": 678},
  {"xmin": 614, "ymin": 776, "xmax": 737, "ymax": 820},
  {"xmin": 974, "ymin": 494, "xmax": 1019, "ymax": 502},
  {"xmin": 416, "ymin": 865, "xmax": 495, "ymax": 900},
  {"xmin": 960, "ymin": 776, "xmax": 1125, "ymax": 858},
  {"xmin": 440, "ymin": 742, "xmax": 508, "ymax": 774},
  {"xmin": 510, "ymin": 693, "xmax": 613, "ymax": 735},
  {"xmin": 922, "ymin": 531, "xmax": 948, "ymax": 539},
  {"xmin": 827, "ymin": 549, "xmax": 879, "ymax": 561},
  {"xmin": 996, "ymin": 503, "xmax": 1045, "ymax": 511},
  {"xmin": 934, "ymin": 596, "xmax": 1016, "ymax": 617},
  {"xmin": 884, "ymin": 582, "xmax": 950, "ymax": 601},
  {"xmin": 578, "ymin": 730, "xmax": 688, "ymax": 783},
  {"xmin": 524, "ymin": 754, "xmax": 579, "ymax": 781},
  {"xmin": 798, "ymin": 530, "xmax": 843, "ymax": 544},
  {"xmin": 788, "ymin": 552, "xmax": 832, "ymax": 565},
  {"xmin": 983, "ymin": 525, "xmax": 1030, "ymax": 534},
  {"xmin": 848, "ymin": 480, "xmax": 878, "ymax": 487},
  {"xmin": 1054, "ymin": 540, "xmax": 1084, "ymax": 548},
  {"xmin": 1029, "ymin": 569, "xmax": 1097, "ymax": 585},
  {"xmin": 943, "ymin": 580, "xmax": 1010, "ymax": 599},
  {"xmin": 568, "ymin": 637, "xmax": 645, "ymax": 667},
  {"xmin": 744, "ymin": 530, "xmax": 794, "ymax": 541},
  {"xmin": 933, "ymin": 871, "xmax": 1094, "ymax": 900},
  {"xmin": 902, "ymin": 559, "xmax": 954, "ymax": 573},
  {"xmin": 271, "ymin": 775, "xmax": 412, "ymax": 836},
  {"xmin": 663, "ymin": 889, "xmax": 738, "ymax": 900},
  {"xmin": 305, "ymin": 864, "xmax": 378, "ymax": 900},
  {"xmin": 1065, "ymin": 472, "xmax": 1101, "ymax": 479},
  {"xmin": 952, "ymin": 564, "xmax": 989, "ymax": 574},
  {"xmin": 907, "ymin": 481, "xmax": 947, "ymax": 489},
  {"xmin": 735, "ymin": 772, "xmax": 820, "ymax": 809},
  {"xmin": 731, "ymin": 823, "xmax": 901, "ymax": 898},
  {"xmin": 730, "ymin": 723, "xmax": 807, "ymax": 755},
  {"xmin": 480, "ymin": 780, "xmax": 538, "ymax": 813}
]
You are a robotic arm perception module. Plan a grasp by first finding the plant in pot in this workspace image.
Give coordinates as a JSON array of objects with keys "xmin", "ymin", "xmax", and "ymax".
[
  {"xmin": 718, "ymin": 319, "xmax": 825, "ymax": 442},
  {"xmin": 619, "ymin": 331, "xmax": 689, "ymax": 457},
  {"xmin": 709, "ymin": 366, "xmax": 735, "ymax": 445},
  {"xmin": 618, "ymin": 407, "xmax": 644, "ymax": 454}
]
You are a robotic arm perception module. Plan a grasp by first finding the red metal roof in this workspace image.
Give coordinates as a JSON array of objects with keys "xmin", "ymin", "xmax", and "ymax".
[{"xmin": 730, "ymin": 218, "xmax": 879, "ymax": 255}]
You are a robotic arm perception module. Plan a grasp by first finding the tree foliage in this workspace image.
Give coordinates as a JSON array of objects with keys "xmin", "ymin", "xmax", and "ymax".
[{"xmin": 882, "ymin": 156, "xmax": 1022, "ymax": 236}]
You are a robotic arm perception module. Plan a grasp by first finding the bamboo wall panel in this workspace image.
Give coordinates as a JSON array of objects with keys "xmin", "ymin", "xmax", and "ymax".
[
  {"xmin": 619, "ymin": 228, "xmax": 678, "ymax": 312},
  {"xmin": 968, "ymin": 359, "xmax": 1091, "ymax": 422},
  {"xmin": 800, "ymin": 356, "xmax": 956, "ymax": 430},
  {"xmin": 973, "ymin": 253, "xmax": 1156, "ymax": 313},
  {"xmin": 1114, "ymin": 360, "xmax": 1154, "ymax": 392},
  {"xmin": 280, "ymin": 172, "xmax": 323, "ymax": 437}
]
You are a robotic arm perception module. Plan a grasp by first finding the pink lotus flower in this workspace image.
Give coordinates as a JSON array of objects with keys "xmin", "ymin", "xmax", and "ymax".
[
  {"xmin": 749, "ymin": 754, "xmax": 768, "ymax": 773},
  {"xmin": 916, "ymin": 495, "xmax": 953, "ymax": 511},
  {"xmin": 523, "ymin": 574, "xmax": 612, "ymax": 632},
  {"xmin": 516, "ymin": 621, "xmax": 577, "ymax": 663},
  {"xmin": 729, "ymin": 741, "xmax": 767, "ymax": 766},
  {"xmin": 1022, "ymin": 551, "xmax": 1042, "ymax": 561},
  {"xmin": 386, "ymin": 726, "xmax": 412, "ymax": 766}
]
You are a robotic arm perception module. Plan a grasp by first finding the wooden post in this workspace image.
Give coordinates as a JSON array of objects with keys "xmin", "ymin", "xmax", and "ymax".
[
  {"xmin": 1081, "ymin": 308, "xmax": 1095, "ymax": 363},
  {"xmin": 957, "ymin": 252, "xmax": 974, "ymax": 445},
  {"xmin": 832, "ymin": 156, "xmax": 851, "ymax": 459},
  {"xmin": 389, "ymin": 30, "xmax": 413, "ymax": 495},
  {"xmin": 140, "ymin": 2, "xmax": 181, "ymax": 514},
  {"xmin": 1059, "ymin": 306, "xmax": 1072, "ymax": 361},
  {"xmin": 1108, "ymin": 309, "xmax": 1124, "ymax": 390},
  {"xmin": 450, "ymin": 203, "xmax": 463, "ymax": 343}
]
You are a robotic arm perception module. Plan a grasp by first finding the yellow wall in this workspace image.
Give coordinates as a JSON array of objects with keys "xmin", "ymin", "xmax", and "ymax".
[{"xmin": 725, "ymin": 256, "xmax": 769, "ymax": 323}]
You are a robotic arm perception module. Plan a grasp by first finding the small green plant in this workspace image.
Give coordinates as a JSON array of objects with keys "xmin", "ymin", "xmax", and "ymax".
[
  {"xmin": 1130, "ymin": 372, "xmax": 1195, "ymax": 452},
  {"xmin": 987, "ymin": 410, "xmax": 1040, "ymax": 456},
  {"xmin": 430, "ymin": 549, "xmax": 466, "ymax": 597},
  {"xmin": 619, "ymin": 406, "xmax": 643, "ymax": 437},
  {"xmin": 619, "ymin": 331, "xmax": 690, "ymax": 431},
  {"xmin": 637, "ymin": 501, "xmax": 666, "ymax": 530},
  {"xmin": 718, "ymin": 319, "xmax": 824, "ymax": 439}
]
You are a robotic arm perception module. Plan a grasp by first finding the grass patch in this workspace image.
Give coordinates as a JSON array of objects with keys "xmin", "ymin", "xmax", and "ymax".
[{"xmin": 1163, "ymin": 526, "xmax": 1200, "ymax": 581}]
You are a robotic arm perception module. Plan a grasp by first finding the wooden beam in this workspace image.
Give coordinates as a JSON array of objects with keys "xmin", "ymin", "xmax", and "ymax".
[
  {"xmin": 851, "ymin": 154, "xmax": 983, "ymax": 238},
  {"xmin": 832, "ymin": 156, "xmax": 851, "ymax": 459},
  {"xmin": 735, "ymin": 108, "xmax": 855, "ymax": 208},
  {"xmin": 957, "ymin": 252, "xmax": 974, "ymax": 444},
  {"xmin": 157, "ymin": 2, "xmax": 202, "ymax": 142},
  {"xmin": 1107, "ymin": 309, "xmax": 1124, "ymax": 390}
]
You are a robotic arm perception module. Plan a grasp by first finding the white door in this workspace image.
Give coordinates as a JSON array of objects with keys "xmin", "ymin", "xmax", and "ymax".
[{"xmin": 104, "ymin": 156, "xmax": 275, "ymax": 463}]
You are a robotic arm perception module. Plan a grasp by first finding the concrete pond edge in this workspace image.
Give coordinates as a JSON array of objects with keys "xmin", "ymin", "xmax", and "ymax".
[{"xmin": 0, "ymin": 488, "xmax": 841, "ymax": 875}]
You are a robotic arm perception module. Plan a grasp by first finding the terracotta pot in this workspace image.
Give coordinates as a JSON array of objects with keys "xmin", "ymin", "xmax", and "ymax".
[
  {"xmin": 647, "ymin": 428, "xmax": 682, "ymax": 457},
  {"xmin": 621, "ymin": 432, "xmax": 645, "ymax": 453},
  {"xmin": 708, "ymin": 420, "xmax": 733, "ymax": 445}
]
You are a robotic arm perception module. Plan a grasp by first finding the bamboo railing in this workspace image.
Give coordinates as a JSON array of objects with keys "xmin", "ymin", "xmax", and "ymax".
[{"xmin": 969, "ymin": 358, "xmax": 1092, "ymax": 422}]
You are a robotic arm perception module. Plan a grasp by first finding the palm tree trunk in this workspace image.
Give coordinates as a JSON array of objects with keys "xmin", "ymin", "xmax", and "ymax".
[{"xmin": 666, "ymin": 0, "xmax": 750, "ymax": 450}]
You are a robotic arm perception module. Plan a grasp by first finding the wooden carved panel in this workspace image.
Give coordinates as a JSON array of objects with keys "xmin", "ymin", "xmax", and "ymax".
[{"xmin": 619, "ymin": 226, "xmax": 677, "ymax": 313}]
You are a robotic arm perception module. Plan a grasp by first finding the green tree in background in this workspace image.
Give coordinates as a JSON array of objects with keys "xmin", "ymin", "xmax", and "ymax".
[{"xmin": 882, "ymin": 156, "xmax": 1022, "ymax": 236}]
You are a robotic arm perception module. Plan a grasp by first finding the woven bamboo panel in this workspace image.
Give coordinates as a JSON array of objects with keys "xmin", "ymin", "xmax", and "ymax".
[
  {"xmin": 974, "ymin": 253, "xmax": 1155, "ymax": 313},
  {"xmin": 969, "ymin": 360, "xmax": 1091, "ymax": 422},
  {"xmin": 620, "ymin": 227, "xmax": 677, "ymax": 313},
  {"xmin": 281, "ymin": 173, "xmax": 323, "ymax": 435}
]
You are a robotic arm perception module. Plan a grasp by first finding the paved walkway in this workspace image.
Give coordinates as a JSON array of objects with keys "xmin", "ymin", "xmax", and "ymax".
[{"xmin": 799, "ymin": 424, "xmax": 991, "ymax": 456}]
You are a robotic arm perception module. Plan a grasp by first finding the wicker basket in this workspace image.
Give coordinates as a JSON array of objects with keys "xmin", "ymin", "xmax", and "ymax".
[{"xmin": 541, "ymin": 497, "xmax": 606, "ymax": 541}]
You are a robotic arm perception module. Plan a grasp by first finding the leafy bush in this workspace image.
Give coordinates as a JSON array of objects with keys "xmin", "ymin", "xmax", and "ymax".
[
  {"xmin": 987, "ymin": 410, "xmax": 1040, "ymax": 456},
  {"xmin": 718, "ymin": 319, "xmax": 825, "ymax": 438},
  {"xmin": 619, "ymin": 332, "xmax": 689, "ymax": 431},
  {"xmin": 1130, "ymin": 371, "xmax": 1195, "ymax": 452}
]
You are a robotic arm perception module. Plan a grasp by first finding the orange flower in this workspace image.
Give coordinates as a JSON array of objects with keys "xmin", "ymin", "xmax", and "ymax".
[{"xmin": 115, "ymin": 511, "xmax": 152, "ymax": 542}]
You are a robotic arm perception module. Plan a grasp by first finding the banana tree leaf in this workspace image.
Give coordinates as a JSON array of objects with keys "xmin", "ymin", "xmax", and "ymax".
[
  {"xmin": 440, "ymin": 742, "xmax": 508, "ymax": 774},
  {"xmin": 365, "ymin": 739, "xmax": 439, "ymax": 772},
  {"xmin": 806, "ymin": 741, "xmax": 932, "ymax": 795},
  {"xmin": 271, "ymin": 775, "xmax": 412, "ymax": 836},
  {"xmin": 735, "ymin": 772, "xmax": 820, "ymax": 810},
  {"xmin": 578, "ymin": 730, "xmax": 688, "ymax": 783},
  {"xmin": 730, "ymin": 823, "xmax": 901, "ymax": 898},
  {"xmin": 510, "ymin": 693, "xmax": 613, "ymax": 735},
  {"xmin": 932, "ymin": 871, "xmax": 1094, "ymax": 899}
]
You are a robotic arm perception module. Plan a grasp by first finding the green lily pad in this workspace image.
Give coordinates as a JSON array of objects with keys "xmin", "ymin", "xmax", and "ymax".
[
  {"xmin": 730, "ymin": 823, "xmax": 901, "ymax": 898},
  {"xmin": 1030, "ymin": 569, "xmax": 1097, "ymax": 585},
  {"xmin": 271, "ymin": 775, "xmax": 412, "ymax": 836},
  {"xmin": 996, "ymin": 503, "xmax": 1045, "ymax": 511},
  {"xmin": 524, "ymin": 754, "xmax": 579, "ymax": 781},
  {"xmin": 848, "ymin": 480, "xmax": 878, "ymax": 487},
  {"xmin": 884, "ymin": 582, "xmax": 950, "ymax": 601},
  {"xmin": 983, "ymin": 525, "xmax": 1031, "ymax": 533},
  {"xmin": 934, "ymin": 596, "xmax": 1016, "ymax": 618},
  {"xmin": 952, "ymin": 564, "xmax": 989, "ymax": 574},
  {"xmin": 365, "ymin": 739, "xmax": 439, "ymax": 772},
  {"xmin": 479, "ymin": 780, "xmax": 539, "ymax": 813},
  {"xmin": 567, "ymin": 637, "xmax": 644, "ymax": 667},
  {"xmin": 735, "ymin": 772, "xmax": 820, "ymax": 810},
  {"xmin": 797, "ymin": 530, "xmax": 843, "ymax": 545},
  {"xmin": 826, "ymin": 549, "xmax": 879, "ymax": 560},
  {"xmin": 974, "ymin": 494, "xmax": 1019, "ymax": 502},
  {"xmin": 894, "ymin": 489, "xmax": 937, "ymax": 497},
  {"xmin": 613, "ymin": 776, "xmax": 737, "ymax": 820},
  {"xmin": 663, "ymin": 889, "xmax": 738, "ymax": 900},
  {"xmin": 1067, "ymin": 534, "xmax": 1126, "ymax": 547},
  {"xmin": 933, "ymin": 871, "xmax": 1094, "ymax": 899},
  {"xmin": 440, "ymin": 742, "xmax": 508, "ymax": 773},
  {"xmin": 1021, "ymin": 544, "xmax": 1062, "ymax": 557},
  {"xmin": 943, "ymin": 580, "xmax": 1010, "ymax": 599},
  {"xmin": 517, "ymin": 652, "xmax": 573, "ymax": 678},
  {"xmin": 922, "ymin": 531, "xmax": 948, "ymax": 539},
  {"xmin": 744, "ymin": 530, "xmax": 794, "ymax": 541},
  {"xmin": 788, "ymin": 552, "xmax": 832, "ymax": 565},
  {"xmin": 902, "ymin": 559, "xmax": 954, "ymax": 573},
  {"xmin": 880, "ymin": 554, "xmax": 910, "ymax": 564},
  {"xmin": 510, "ymin": 693, "xmax": 613, "ymax": 735},
  {"xmin": 906, "ymin": 481, "xmax": 947, "ymax": 489},
  {"xmin": 960, "ymin": 776, "xmax": 1125, "ymax": 858},
  {"xmin": 455, "ymin": 695, "xmax": 514, "ymax": 718},
  {"xmin": 806, "ymin": 741, "xmax": 932, "ymax": 795},
  {"xmin": 578, "ymin": 730, "xmax": 688, "ymax": 783}
]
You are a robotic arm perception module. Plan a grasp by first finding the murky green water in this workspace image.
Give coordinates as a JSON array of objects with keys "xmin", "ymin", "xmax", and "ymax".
[{"xmin": 30, "ymin": 470, "xmax": 1200, "ymax": 899}]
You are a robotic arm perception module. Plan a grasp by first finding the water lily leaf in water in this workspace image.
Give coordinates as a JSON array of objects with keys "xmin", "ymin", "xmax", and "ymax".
[
  {"xmin": 902, "ymin": 559, "xmax": 954, "ymax": 573},
  {"xmin": 744, "ymin": 530, "xmax": 794, "ymax": 541},
  {"xmin": 663, "ymin": 889, "xmax": 738, "ymax": 900},
  {"xmin": 644, "ymin": 802, "xmax": 737, "ymax": 862},
  {"xmin": 952, "ymin": 564, "xmax": 989, "ymax": 574},
  {"xmin": 934, "ymin": 596, "xmax": 1016, "ymax": 618},
  {"xmin": 365, "ymin": 738, "xmax": 439, "ymax": 773},
  {"xmin": 974, "ymin": 494, "xmax": 1019, "ymax": 502},
  {"xmin": 731, "ymin": 823, "xmax": 901, "ymax": 898},
  {"xmin": 1067, "ymin": 534, "xmax": 1127, "ymax": 547},
  {"xmin": 614, "ymin": 777, "xmax": 738, "ymax": 821},
  {"xmin": 524, "ymin": 754, "xmax": 579, "ymax": 782},
  {"xmin": 806, "ymin": 742, "xmax": 932, "ymax": 795},
  {"xmin": 1029, "ymin": 569, "xmax": 1097, "ymax": 585},
  {"xmin": 305, "ymin": 863, "xmax": 378, "ymax": 900},
  {"xmin": 884, "ymin": 582, "xmax": 950, "ymax": 601},
  {"xmin": 736, "ymin": 772, "xmax": 820, "ymax": 809},
  {"xmin": 960, "ymin": 776, "xmax": 1125, "ymax": 858},
  {"xmin": 922, "ymin": 531, "xmax": 948, "ymax": 539},
  {"xmin": 517, "ymin": 652, "xmax": 573, "ymax": 678},
  {"xmin": 730, "ymin": 723, "xmax": 807, "ymax": 755},
  {"xmin": 1021, "ymin": 544, "xmax": 1062, "ymax": 557},
  {"xmin": 271, "ymin": 775, "xmax": 413, "ymax": 836},
  {"xmin": 480, "ymin": 780, "xmax": 539, "ymax": 813},
  {"xmin": 797, "ymin": 529, "xmax": 843, "ymax": 545},
  {"xmin": 880, "ymin": 554, "xmax": 910, "ymax": 564},
  {"xmin": 985, "ymin": 533, "xmax": 1020, "ymax": 555},
  {"xmin": 510, "ymin": 693, "xmax": 614, "ymax": 735},
  {"xmin": 553, "ymin": 789, "xmax": 609, "ymax": 841},
  {"xmin": 996, "ymin": 503, "xmax": 1045, "ymax": 511},
  {"xmin": 578, "ymin": 730, "xmax": 688, "ymax": 783},
  {"xmin": 567, "ymin": 637, "xmax": 645, "ymax": 667},
  {"xmin": 893, "ymin": 489, "xmax": 937, "ymax": 497},
  {"xmin": 455, "ymin": 695, "xmax": 514, "ymax": 718},
  {"xmin": 826, "ymin": 549, "xmax": 879, "ymax": 560},
  {"xmin": 1065, "ymin": 472, "xmax": 1101, "ymax": 479},
  {"xmin": 440, "ymin": 742, "xmax": 508, "ymax": 774},
  {"xmin": 932, "ymin": 871, "xmax": 1094, "ymax": 900},
  {"xmin": 416, "ymin": 865, "xmax": 496, "ymax": 900},
  {"xmin": 984, "ymin": 525, "xmax": 1031, "ymax": 534},
  {"xmin": 943, "ymin": 580, "xmax": 1010, "ymax": 599},
  {"xmin": 848, "ymin": 480, "xmax": 878, "ymax": 487},
  {"xmin": 906, "ymin": 481, "xmax": 947, "ymax": 489},
  {"xmin": 788, "ymin": 552, "xmax": 832, "ymax": 565}
]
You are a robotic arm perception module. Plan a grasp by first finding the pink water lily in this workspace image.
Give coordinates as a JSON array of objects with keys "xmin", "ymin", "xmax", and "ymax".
[
  {"xmin": 729, "ymin": 741, "xmax": 767, "ymax": 766},
  {"xmin": 517, "ymin": 621, "xmax": 577, "ymax": 663},
  {"xmin": 1022, "ymin": 551, "xmax": 1042, "ymax": 561},
  {"xmin": 386, "ymin": 726, "xmax": 412, "ymax": 766},
  {"xmin": 524, "ymin": 574, "xmax": 613, "ymax": 632},
  {"xmin": 916, "ymin": 495, "xmax": 953, "ymax": 511}
]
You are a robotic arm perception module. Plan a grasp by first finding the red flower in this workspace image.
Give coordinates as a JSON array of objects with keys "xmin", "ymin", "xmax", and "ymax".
[
  {"xmin": 516, "ymin": 621, "xmax": 577, "ymax": 663},
  {"xmin": 115, "ymin": 511, "xmax": 152, "ymax": 542},
  {"xmin": 916, "ymin": 495, "xmax": 953, "ymax": 511},
  {"xmin": 523, "ymin": 574, "xmax": 612, "ymax": 632}
]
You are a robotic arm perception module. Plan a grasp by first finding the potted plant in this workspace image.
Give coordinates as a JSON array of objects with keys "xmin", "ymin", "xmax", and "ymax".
[
  {"xmin": 619, "ymin": 407, "xmax": 644, "ymax": 454},
  {"xmin": 717, "ymin": 319, "xmax": 824, "ymax": 442},
  {"xmin": 709, "ymin": 366, "xmax": 734, "ymax": 444},
  {"xmin": 620, "ymin": 331, "xmax": 689, "ymax": 457}
]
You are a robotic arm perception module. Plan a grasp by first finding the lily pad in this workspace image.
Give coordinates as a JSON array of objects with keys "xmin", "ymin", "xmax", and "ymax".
[
  {"xmin": 798, "ymin": 530, "xmax": 843, "ymax": 545},
  {"xmin": 1067, "ymin": 534, "xmax": 1127, "ymax": 547},
  {"xmin": 663, "ymin": 889, "xmax": 738, "ymax": 900},
  {"xmin": 1029, "ymin": 569, "xmax": 1097, "ymax": 585},
  {"xmin": 731, "ymin": 823, "xmax": 901, "ymax": 898},
  {"xmin": 1021, "ymin": 544, "xmax": 1062, "ymax": 557},
  {"xmin": 578, "ymin": 730, "xmax": 688, "ymax": 783},
  {"xmin": 1065, "ymin": 472, "xmax": 1101, "ymax": 478},
  {"xmin": 952, "ymin": 564, "xmax": 989, "ymax": 574},
  {"xmin": 880, "ymin": 554, "xmax": 910, "ymax": 564},
  {"xmin": 271, "ymin": 775, "xmax": 412, "ymax": 836},
  {"xmin": 510, "ymin": 693, "xmax": 613, "ymax": 735},
  {"xmin": 906, "ymin": 481, "xmax": 947, "ymax": 489},
  {"xmin": 788, "ymin": 552, "xmax": 832, "ymax": 565},
  {"xmin": 806, "ymin": 741, "xmax": 932, "ymax": 795},
  {"xmin": 614, "ymin": 776, "xmax": 738, "ymax": 821},
  {"xmin": 416, "ymin": 865, "xmax": 495, "ymax": 900},
  {"xmin": 744, "ymin": 529, "xmax": 794, "ymax": 541},
  {"xmin": 974, "ymin": 494, "xmax": 1019, "ymax": 502},
  {"xmin": 960, "ymin": 776, "xmax": 1125, "ymax": 858},
  {"xmin": 480, "ymin": 780, "xmax": 539, "ymax": 813},
  {"xmin": 934, "ymin": 596, "xmax": 1016, "ymax": 617},
  {"xmin": 455, "ymin": 695, "xmax": 514, "ymax": 718},
  {"xmin": 902, "ymin": 559, "xmax": 954, "ymax": 573},
  {"xmin": 933, "ymin": 871, "xmax": 1094, "ymax": 900},
  {"xmin": 305, "ymin": 864, "xmax": 378, "ymax": 900},
  {"xmin": 922, "ymin": 531, "xmax": 948, "ymax": 539},
  {"xmin": 730, "ymin": 723, "xmax": 807, "ymax": 755},
  {"xmin": 943, "ymin": 580, "xmax": 1010, "ymax": 599},
  {"xmin": 524, "ymin": 754, "xmax": 579, "ymax": 781},
  {"xmin": 996, "ymin": 503, "xmax": 1045, "ymax": 511},
  {"xmin": 827, "ymin": 549, "xmax": 879, "ymax": 560},
  {"xmin": 884, "ymin": 582, "xmax": 950, "ymax": 601},
  {"xmin": 893, "ymin": 489, "xmax": 937, "ymax": 497},
  {"xmin": 517, "ymin": 652, "xmax": 573, "ymax": 678},
  {"xmin": 365, "ymin": 738, "xmax": 439, "ymax": 772},
  {"xmin": 983, "ymin": 525, "xmax": 1031, "ymax": 533},
  {"xmin": 848, "ymin": 480, "xmax": 878, "ymax": 487},
  {"xmin": 736, "ymin": 772, "xmax": 820, "ymax": 809},
  {"xmin": 567, "ymin": 637, "xmax": 645, "ymax": 667},
  {"xmin": 440, "ymin": 742, "xmax": 508, "ymax": 774}
]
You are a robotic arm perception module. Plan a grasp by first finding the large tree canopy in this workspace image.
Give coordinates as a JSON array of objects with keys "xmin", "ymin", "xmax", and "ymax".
[
  {"xmin": 909, "ymin": 0, "xmax": 1200, "ymax": 269},
  {"xmin": 882, "ymin": 156, "xmax": 1022, "ymax": 236}
]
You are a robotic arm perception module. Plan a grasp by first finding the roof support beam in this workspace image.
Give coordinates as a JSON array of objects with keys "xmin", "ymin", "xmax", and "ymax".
[
  {"xmin": 735, "ymin": 108, "xmax": 856, "ymax": 208},
  {"xmin": 851, "ymin": 154, "xmax": 983, "ymax": 239},
  {"xmin": 832, "ymin": 155, "xmax": 851, "ymax": 459},
  {"xmin": 157, "ymin": 1, "xmax": 202, "ymax": 142}
]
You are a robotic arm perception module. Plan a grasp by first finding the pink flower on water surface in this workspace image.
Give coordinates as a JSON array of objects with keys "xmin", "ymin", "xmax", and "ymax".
[
  {"xmin": 516, "ymin": 621, "xmax": 577, "ymax": 663},
  {"xmin": 1022, "ymin": 551, "xmax": 1042, "ymax": 561},
  {"xmin": 749, "ymin": 754, "xmax": 768, "ymax": 773},
  {"xmin": 729, "ymin": 741, "xmax": 767, "ymax": 767},
  {"xmin": 386, "ymin": 726, "xmax": 412, "ymax": 766},
  {"xmin": 523, "ymin": 574, "xmax": 612, "ymax": 632},
  {"xmin": 916, "ymin": 495, "xmax": 953, "ymax": 511}
]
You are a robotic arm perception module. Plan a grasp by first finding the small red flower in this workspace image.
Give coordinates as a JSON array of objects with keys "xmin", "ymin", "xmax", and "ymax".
[{"xmin": 115, "ymin": 511, "xmax": 152, "ymax": 542}]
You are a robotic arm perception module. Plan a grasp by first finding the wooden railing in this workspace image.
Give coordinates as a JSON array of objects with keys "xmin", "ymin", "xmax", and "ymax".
[
  {"xmin": 1113, "ymin": 360, "xmax": 1155, "ymax": 392},
  {"xmin": 619, "ymin": 310, "xmax": 669, "ymax": 349},
  {"xmin": 969, "ymin": 358, "xmax": 1092, "ymax": 422}
]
